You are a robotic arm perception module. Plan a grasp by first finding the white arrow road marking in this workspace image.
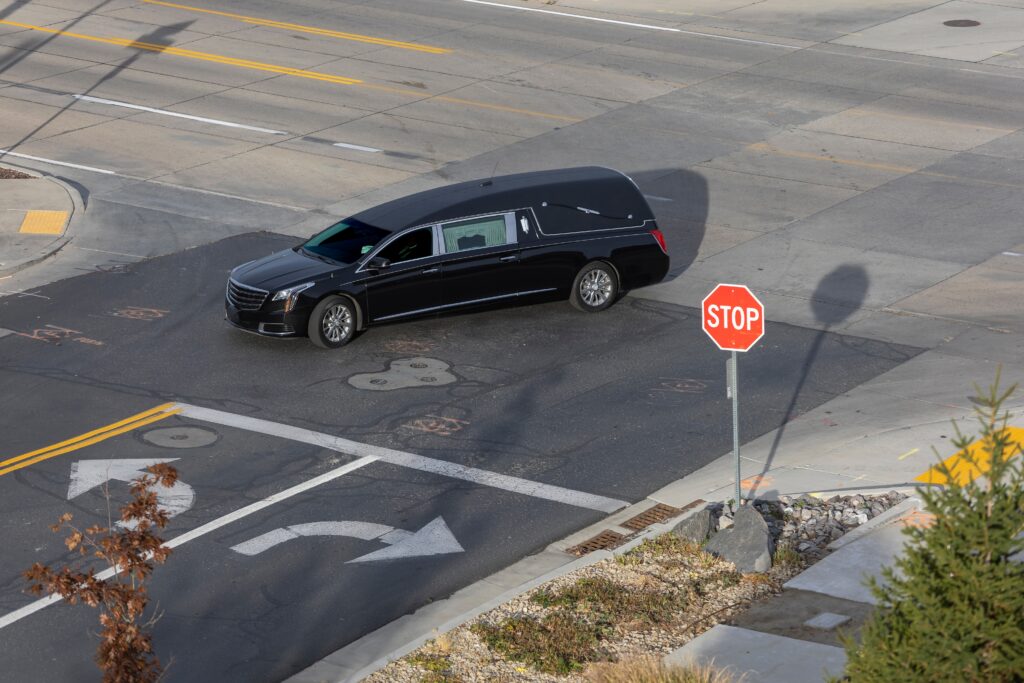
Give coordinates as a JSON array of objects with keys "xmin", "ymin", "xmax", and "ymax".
[
  {"xmin": 68, "ymin": 458, "xmax": 194, "ymax": 526},
  {"xmin": 0, "ymin": 455, "xmax": 378, "ymax": 630},
  {"xmin": 230, "ymin": 517, "xmax": 464, "ymax": 563}
]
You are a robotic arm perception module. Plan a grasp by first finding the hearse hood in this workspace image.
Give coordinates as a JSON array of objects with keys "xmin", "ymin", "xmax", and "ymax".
[{"xmin": 231, "ymin": 248, "xmax": 341, "ymax": 291}]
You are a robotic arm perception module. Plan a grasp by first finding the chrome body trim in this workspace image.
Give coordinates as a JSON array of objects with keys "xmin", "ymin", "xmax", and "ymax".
[{"xmin": 374, "ymin": 287, "xmax": 557, "ymax": 322}]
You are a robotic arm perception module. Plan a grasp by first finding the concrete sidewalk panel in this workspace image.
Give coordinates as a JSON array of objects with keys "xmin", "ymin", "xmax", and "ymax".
[
  {"xmin": 784, "ymin": 509, "xmax": 917, "ymax": 603},
  {"xmin": 666, "ymin": 624, "xmax": 847, "ymax": 683}
]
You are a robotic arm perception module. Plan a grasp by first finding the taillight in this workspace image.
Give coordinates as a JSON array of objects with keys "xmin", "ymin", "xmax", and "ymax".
[{"xmin": 650, "ymin": 228, "xmax": 668, "ymax": 254}]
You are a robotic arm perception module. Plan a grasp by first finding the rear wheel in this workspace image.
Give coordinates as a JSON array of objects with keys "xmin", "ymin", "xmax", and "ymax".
[
  {"xmin": 570, "ymin": 262, "xmax": 618, "ymax": 312},
  {"xmin": 308, "ymin": 296, "xmax": 356, "ymax": 348}
]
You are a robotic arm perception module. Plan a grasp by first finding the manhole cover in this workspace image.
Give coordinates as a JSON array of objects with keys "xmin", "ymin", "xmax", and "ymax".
[
  {"xmin": 943, "ymin": 19, "xmax": 980, "ymax": 27},
  {"xmin": 141, "ymin": 426, "xmax": 219, "ymax": 449},
  {"xmin": 349, "ymin": 357, "xmax": 457, "ymax": 391}
]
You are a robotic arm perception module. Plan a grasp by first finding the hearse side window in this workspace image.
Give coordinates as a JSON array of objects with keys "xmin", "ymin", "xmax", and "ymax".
[
  {"xmin": 441, "ymin": 215, "xmax": 512, "ymax": 254},
  {"xmin": 378, "ymin": 227, "xmax": 434, "ymax": 264}
]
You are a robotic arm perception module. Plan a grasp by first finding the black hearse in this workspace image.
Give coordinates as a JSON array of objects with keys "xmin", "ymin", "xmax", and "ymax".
[{"xmin": 226, "ymin": 166, "xmax": 670, "ymax": 348}]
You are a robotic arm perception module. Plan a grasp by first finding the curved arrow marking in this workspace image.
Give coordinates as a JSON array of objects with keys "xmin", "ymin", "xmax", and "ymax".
[
  {"xmin": 230, "ymin": 516, "xmax": 463, "ymax": 563},
  {"xmin": 68, "ymin": 458, "xmax": 195, "ymax": 527}
]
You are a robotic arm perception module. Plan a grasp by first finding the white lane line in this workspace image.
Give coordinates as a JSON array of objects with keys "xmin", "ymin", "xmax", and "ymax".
[
  {"xmin": 0, "ymin": 454, "xmax": 378, "ymax": 630},
  {"xmin": 459, "ymin": 0, "xmax": 802, "ymax": 48},
  {"xmin": 333, "ymin": 141, "xmax": 382, "ymax": 153},
  {"xmin": 176, "ymin": 403, "xmax": 629, "ymax": 514},
  {"xmin": 460, "ymin": 0, "xmax": 681, "ymax": 31},
  {"xmin": 1003, "ymin": 251, "xmax": 1022, "ymax": 257},
  {"xmin": 72, "ymin": 95, "xmax": 288, "ymax": 135},
  {"xmin": 0, "ymin": 149, "xmax": 115, "ymax": 174}
]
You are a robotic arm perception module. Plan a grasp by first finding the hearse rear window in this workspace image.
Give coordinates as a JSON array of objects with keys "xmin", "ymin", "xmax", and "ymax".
[{"xmin": 442, "ymin": 215, "xmax": 510, "ymax": 253}]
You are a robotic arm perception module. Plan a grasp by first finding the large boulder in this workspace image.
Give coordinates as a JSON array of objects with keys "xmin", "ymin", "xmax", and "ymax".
[
  {"xmin": 705, "ymin": 504, "xmax": 775, "ymax": 573},
  {"xmin": 671, "ymin": 508, "xmax": 714, "ymax": 543}
]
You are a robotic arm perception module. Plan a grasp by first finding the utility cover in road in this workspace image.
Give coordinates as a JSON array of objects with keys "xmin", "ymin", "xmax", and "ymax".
[{"xmin": 702, "ymin": 284, "xmax": 765, "ymax": 352}]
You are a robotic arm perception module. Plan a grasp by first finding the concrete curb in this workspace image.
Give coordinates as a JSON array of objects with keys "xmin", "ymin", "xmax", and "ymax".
[
  {"xmin": 0, "ymin": 163, "xmax": 83, "ymax": 277},
  {"xmin": 286, "ymin": 503, "xmax": 706, "ymax": 683}
]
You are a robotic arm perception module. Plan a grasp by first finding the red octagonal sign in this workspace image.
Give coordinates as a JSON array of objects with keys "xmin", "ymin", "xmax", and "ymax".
[{"xmin": 702, "ymin": 283, "xmax": 765, "ymax": 352}]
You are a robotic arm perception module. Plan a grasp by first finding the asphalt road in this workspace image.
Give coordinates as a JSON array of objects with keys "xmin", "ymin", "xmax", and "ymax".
[
  {"xmin": 1, "ymin": 0, "xmax": 1022, "ymax": 680},
  {"xmin": 0, "ymin": 233, "xmax": 919, "ymax": 680}
]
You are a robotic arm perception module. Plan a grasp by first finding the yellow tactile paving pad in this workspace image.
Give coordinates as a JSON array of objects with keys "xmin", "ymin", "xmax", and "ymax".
[
  {"xmin": 915, "ymin": 426, "xmax": 1024, "ymax": 486},
  {"xmin": 18, "ymin": 210, "xmax": 67, "ymax": 235}
]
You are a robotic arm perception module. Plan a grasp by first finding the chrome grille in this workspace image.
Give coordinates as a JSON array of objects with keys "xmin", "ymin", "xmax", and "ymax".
[{"xmin": 227, "ymin": 279, "xmax": 268, "ymax": 311}]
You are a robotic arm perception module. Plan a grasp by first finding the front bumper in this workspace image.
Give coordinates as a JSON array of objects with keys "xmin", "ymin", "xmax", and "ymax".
[{"xmin": 225, "ymin": 299, "xmax": 310, "ymax": 337}]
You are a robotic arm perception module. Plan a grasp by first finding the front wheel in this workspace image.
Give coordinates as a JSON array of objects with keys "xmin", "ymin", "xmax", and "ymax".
[
  {"xmin": 570, "ymin": 262, "xmax": 619, "ymax": 312},
  {"xmin": 308, "ymin": 296, "xmax": 356, "ymax": 348}
]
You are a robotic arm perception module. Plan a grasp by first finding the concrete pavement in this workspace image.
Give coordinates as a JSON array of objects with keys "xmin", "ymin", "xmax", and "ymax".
[{"xmin": 0, "ymin": 163, "xmax": 78, "ymax": 276}]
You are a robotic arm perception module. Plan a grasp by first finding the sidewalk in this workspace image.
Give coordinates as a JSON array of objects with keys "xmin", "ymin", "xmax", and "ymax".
[
  {"xmin": 666, "ymin": 498, "xmax": 926, "ymax": 682},
  {"xmin": 0, "ymin": 163, "xmax": 80, "ymax": 277}
]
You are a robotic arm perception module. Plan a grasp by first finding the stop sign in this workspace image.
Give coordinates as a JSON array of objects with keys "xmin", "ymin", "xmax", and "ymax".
[{"xmin": 702, "ymin": 284, "xmax": 765, "ymax": 352}]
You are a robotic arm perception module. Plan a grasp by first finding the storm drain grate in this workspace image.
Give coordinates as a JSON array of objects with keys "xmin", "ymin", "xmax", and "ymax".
[
  {"xmin": 567, "ymin": 530, "xmax": 627, "ymax": 556},
  {"xmin": 622, "ymin": 503, "xmax": 683, "ymax": 531}
]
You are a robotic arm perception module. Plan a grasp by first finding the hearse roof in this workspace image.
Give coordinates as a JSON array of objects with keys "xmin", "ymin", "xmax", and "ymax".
[{"xmin": 351, "ymin": 166, "xmax": 654, "ymax": 234}]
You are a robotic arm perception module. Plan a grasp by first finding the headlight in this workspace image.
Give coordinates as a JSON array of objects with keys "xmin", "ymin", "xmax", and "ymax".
[{"xmin": 272, "ymin": 282, "xmax": 315, "ymax": 312}]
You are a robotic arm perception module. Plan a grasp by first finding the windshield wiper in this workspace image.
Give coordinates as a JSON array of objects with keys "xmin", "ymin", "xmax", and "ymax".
[{"xmin": 300, "ymin": 246, "xmax": 340, "ymax": 265}]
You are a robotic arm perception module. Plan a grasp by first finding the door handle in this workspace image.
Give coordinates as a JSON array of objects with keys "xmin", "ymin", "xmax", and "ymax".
[
  {"xmin": 422, "ymin": 267, "xmax": 440, "ymax": 274},
  {"xmin": 499, "ymin": 255, "xmax": 518, "ymax": 263}
]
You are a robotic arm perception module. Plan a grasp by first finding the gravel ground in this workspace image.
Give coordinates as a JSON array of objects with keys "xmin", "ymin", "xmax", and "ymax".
[
  {"xmin": 0, "ymin": 167, "xmax": 34, "ymax": 179},
  {"xmin": 367, "ymin": 492, "xmax": 906, "ymax": 683}
]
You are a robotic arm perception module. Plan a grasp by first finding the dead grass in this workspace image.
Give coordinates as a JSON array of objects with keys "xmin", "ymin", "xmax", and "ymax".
[
  {"xmin": 0, "ymin": 167, "xmax": 34, "ymax": 179},
  {"xmin": 473, "ymin": 611, "xmax": 608, "ymax": 674},
  {"xmin": 370, "ymin": 515, "xmax": 815, "ymax": 683},
  {"xmin": 587, "ymin": 657, "xmax": 737, "ymax": 683}
]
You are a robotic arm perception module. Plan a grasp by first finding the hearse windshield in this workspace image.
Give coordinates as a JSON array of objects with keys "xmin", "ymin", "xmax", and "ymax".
[{"xmin": 301, "ymin": 219, "xmax": 391, "ymax": 264}]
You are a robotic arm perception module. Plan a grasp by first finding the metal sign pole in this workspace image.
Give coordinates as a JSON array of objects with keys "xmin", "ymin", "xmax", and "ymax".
[{"xmin": 731, "ymin": 350, "xmax": 740, "ymax": 507}]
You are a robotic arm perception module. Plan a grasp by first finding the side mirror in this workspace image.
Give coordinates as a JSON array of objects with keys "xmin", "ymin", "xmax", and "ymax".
[{"xmin": 367, "ymin": 256, "xmax": 390, "ymax": 270}]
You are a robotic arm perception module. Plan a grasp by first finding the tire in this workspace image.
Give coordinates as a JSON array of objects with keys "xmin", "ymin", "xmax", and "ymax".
[
  {"xmin": 308, "ymin": 296, "xmax": 357, "ymax": 348},
  {"xmin": 570, "ymin": 261, "xmax": 619, "ymax": 313}
]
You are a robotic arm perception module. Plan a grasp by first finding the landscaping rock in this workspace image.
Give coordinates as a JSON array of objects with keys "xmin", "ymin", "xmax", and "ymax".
[
  {"xmin": 671, "ymin": 508, "xmax": 714, "ymax": 543},
  {"xmin": 705, "ymin": 504, "xmax": 774, "ymax": 573}
]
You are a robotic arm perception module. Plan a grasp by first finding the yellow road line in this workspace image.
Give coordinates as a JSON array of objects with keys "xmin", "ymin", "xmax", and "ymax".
[
  {"xmin": 18, "ymin": 210, "xmax": 67, "ymax": 235},
  {"xmin": 897, "ymin": 447, "xmax": 919, "ymax": 461},
  {"xmin": 915, "ymin": 426, "xmax": 1024, "ymax": 486},
  {"xmin": 143, "ymin": 0, "xmax": 451, "ymax": 54},
  {"xmin": 0, "ymin": 20, "xmax": 362, "ymax": 85},
  {"xmin": 2, "ymin": 20, "xmax": 576, "ymax": 122},
  {"xmin": 746, "ymin": 142, "xmax": 917, "ymax": 174},
  {"xmin": 849, "ymin": 108, "xmax": 1015, "ymax": 133},
  {"xmin": 0, "ymin": 403, "xmax": 180, "ymax": 477},
  {"xmin": 747, "ymin": 142, "xmax": 1024, "ymax": 190}
]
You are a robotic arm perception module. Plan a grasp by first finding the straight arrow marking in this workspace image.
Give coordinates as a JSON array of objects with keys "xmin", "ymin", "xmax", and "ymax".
[{"xmin": 68, "ymin": 458, "xmax": 195, "ymax": 527}]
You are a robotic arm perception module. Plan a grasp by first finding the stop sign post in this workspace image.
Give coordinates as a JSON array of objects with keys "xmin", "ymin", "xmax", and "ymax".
[{"xmin": 701, "ymin": 284, "xmax": 766, "ymax": 506}]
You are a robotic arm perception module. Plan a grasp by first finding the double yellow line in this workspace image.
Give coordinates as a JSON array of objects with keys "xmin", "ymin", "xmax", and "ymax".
[
  {"xmin": 0, "ymin": 403, "xmax": 181, "ymax": 477},
  {"xmin": 142, "ymin": 0, "xmax": 452, "ymax": 54},
  {"xmin": 0, "ymin": 20, "xmax": 363, "ymax": 85}
]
